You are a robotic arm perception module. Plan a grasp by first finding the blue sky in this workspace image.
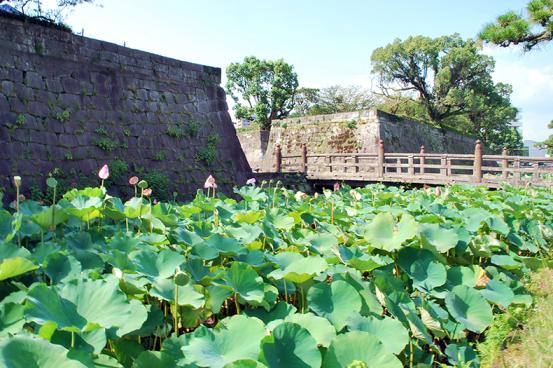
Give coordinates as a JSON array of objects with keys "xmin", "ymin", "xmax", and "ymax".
[{"xmin": 63, "ymin": 0, "xmax": 552, "ymax": 141}]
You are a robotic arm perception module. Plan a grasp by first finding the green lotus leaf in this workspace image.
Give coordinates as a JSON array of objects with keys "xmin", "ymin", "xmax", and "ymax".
[
  {"xmin": 226, "ymin": 223, "xmax": 263, "ymax": 245},
  {"xmin": 129, "ymin": 249, "xmax": 185, "ymax": 280},
  {"xmin": 339, "ymin": 246, "xmax": 393, "ymax": 272},
  {"xmin": 445, "ymin": 285, "xmax": 493, "ymax": 333},
  {"xmin": 462, "ymin": 208, "xmax": 492, "ymax": 232},
  {"xmin": 446, "ymin": 266, "xmax": 480, "ymax": 289},
  {"xmin": 25, "ymin": 284, "xmax": 86, "ymax": 332},
  {"xmin": 491, "ymin": 255, "xmax": 521, "ymax": 270},
  {"xmin": 0, "ymin": 302, "xmax": 25, "ymax": 337},
  {"xmin": 150, "ymin": 278, "xmax": 205, "ymax": 309},
  {"xmin": 195, "ymin": 234, "xmax": 247, "ymax": 258},
  {"xmin": 234, "ymin": 211, "xmax": 265, "ymax": 224},
  {"xmin": 0, "ymin": 336, "xmax": 89, "ymax": 367},
  {"xmin": 265, "ymin": 209, "xmax": 295, "ymax": 231},
  {"xmin": 284, "ymin": 312, "xmax": 336, "ymax": 348},
  {"xmin": 224, "ymin": 359, "xmax": 267, "ymax": 368},
  {"xmin": 268, "ymin": 252, "xmax": 328, "ymax": 284},
  {"xmin": 59, "ymin": 277, "xmax": 148, "ymax": 336},
  {"xmin": 479, "ymin": 279, "xmax": 514, "ymax": 308},
  {"xmin": 444, "ymin": 343, "xmax": 480, "ymax": 367},
  {"xmin": 0, "ymin": 211, "xmax": 21, "ymax": 242},
  {"xmin": 31, "ymin": 205, "xmax": 69, "ymax": 230},
  {"xmin": 218, "ymin": 262, "xmax": 265, "ymax": 304},
  {"xmin": 244, "ymin": 302, "xmax": 297, "ymax": 325},
  {"xmin": 323, "ymin": 331, "xmax": 402, "ymax": 368},
  {"xmin": 346, "ymin": 313, "xmax": 409, "ymax": 355},
  {"xmin": 419, "ymin": 223, "xmax": 459, "ymax": 253},
  {"xmin": 132, "ymin": 351, "xmax": 176, "ymax": 368},
  {"xmin": 0, "ymin": 256, "xmax": 38, "ymax": 281},
  {"xmin": 44, "ymin": 253, "xmax": 82, "ymax": 283},
  {"xmin": 398, "ymin": 247, "xmax": 447, "ymax": 292},
  {"xmin": 364, "ymin": 213, "xmax": 418, "ymax": 252},
  {"xmin": 307, "ymin": 280, "xmax": 362, "ymax": 330},
  {"xmin": 334, "ymin": 272, "xmax": 383, "ymax": 316},
  {"xmin": 124, "ymin": 197, "xmax": 147, "ymax": 218},
  {"xmin": 66, "ymin": 196, "xmax": 103, "ymax": 221},
  {"xmin": 182, "ymin": 315, "xmax": 266, "ymax": 368},
  {"xmin": 260, "ymin": 322, "xmax": 321, "ymax": 368}
]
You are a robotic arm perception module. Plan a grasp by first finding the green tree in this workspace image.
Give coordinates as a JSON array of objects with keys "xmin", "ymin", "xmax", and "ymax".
[
  {"xmin": 480, "ymin": 0, "xmax": 553, "ymax": 50},
  {"xmin": 537, "ymin": 120, "xmax": 553, "ymax": 154},
  {"xmin": 226, "ymin": 56, "xmax": 298, "ymax": 130},
  {"xmin": 371, "ymin": 34, "xmax": 522, "ymax": 150},
  {"xmin": 7, "ymin": 0, "xmax": 97, "ymax": 22}
]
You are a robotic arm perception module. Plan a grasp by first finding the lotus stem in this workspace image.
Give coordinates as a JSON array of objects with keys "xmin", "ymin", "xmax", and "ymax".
[
  {"xmin": 331, "ymin": 202, "xmax": 334, "ymax": 224},
  {"xmin": 283, "ymin": 280, "xmax": 288, "ymax": 303},
  {"xmin": 71, "ymin": 331, "xmax": 75, "ymax": 348},
  {"xmin": 234, "ymin": 293, "xmax": 240, "ymax": 314},
  {"xmin": 409, "ymin": 339, "xmax": 414, "ymax": 368},
  {"xmin": 174, "ymin": 284, "xmax": 179, "ymax": 336}
]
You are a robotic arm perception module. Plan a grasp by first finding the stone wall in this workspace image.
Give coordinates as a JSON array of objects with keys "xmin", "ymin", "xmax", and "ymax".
[
  {"xmin": 0, "ymin": 14, "xmax": 251, "ymax": 201},
  {"xmin": 236, "ymin": 109, "xmax": 479, "ymax": 171}
]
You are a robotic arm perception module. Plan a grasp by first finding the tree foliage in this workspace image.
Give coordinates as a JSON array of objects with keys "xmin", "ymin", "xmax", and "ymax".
[
  {"xmin": 371, "ymin": 34, "xmax": 522, "ymax": 151},
  {"xmin": 6, "ymin": 0, "xmax": 97, "ymax": 22},
  {"xmin": 291, "ymin": 85, "xmax": 377, "ymax": 117},
  {"xmin": 480, "ymin": 0, "xmax": 553, "ymax": 50},
  {"xmin": 537, "ymin": 120, "xmax": 553, "ymax": 154},
  {"xmin": 225, "ymin": 56, "xmax": 298, "ymax": 130}
]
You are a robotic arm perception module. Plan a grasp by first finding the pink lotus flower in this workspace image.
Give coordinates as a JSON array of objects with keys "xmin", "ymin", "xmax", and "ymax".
[
  {"xmin": 333, "ymin": 182, "xmax": 340, "ymax": 192},
  {"xmin": 435, "ymin": 187, "xmax": 442, "ymax": 196},
  {"xmin": 143, "ymin": 188, "xmax": 152, "ymax": 197},
  {"xmin": 246, "ymin": 178, "xmax": 256, "ymax": 186},
  {"xmin": 204, "ymin": 175, "xmax": 217, "ymax": 189},
  {"xmin": 98, "ymin": 164, "xmax": 109, "ymax": 180}
]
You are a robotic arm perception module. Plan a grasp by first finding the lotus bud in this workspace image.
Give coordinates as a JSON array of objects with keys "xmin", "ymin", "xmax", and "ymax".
[
  {"xmin": 246, "ymin": 178, "xmax": 256, "ymax": 186},
  {"xmin": 314, "ymin": 192, "xmax": 319, "ymax": 199},
  {"xmin": 294, "ymin": 191, "xmax": 305, "ymax": 202},
  {"xmin": 13, "ymin": 176, "xmax": 21, "ymax": 188},
  {"xmin": 143, "ymin": 188, "xmax": 152, "ymax": 197},
  {"xmin": 112, "ymin": 267, "xmax": 123, "ymax": 279},
  {"xmin": 323, "ymin": 190, "xmax": 332, "ymax": 199},
  {"xmin": 281, "ymin": 188, "xmax": 289, "ymax": 197},
  {"xmin": 204, "ymin": 175, "xmax": 217, "ymax": 189},
  {"xmin": 350, "ymin": 189, "xmax": 361, "ymax": 201},
  {"xmin": 98, "ymin": 164, "xmax": 109, "ymax": 180},
  {"xmin": 333, "ymin": 182, "xmax": 340, "ymax": 192},
  {"xmin": 435, "ymin": 187, "xmax": 442, "ymax": 196}
]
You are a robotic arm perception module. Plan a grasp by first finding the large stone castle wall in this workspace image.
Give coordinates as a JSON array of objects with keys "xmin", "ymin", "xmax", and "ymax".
[
  {"xmin": 237, "ymin": 110, "xmax": 479, "ymax": 171},
  {"xmin": 0, "ymin": 14, "xmax": 250, "ymax": 200}
]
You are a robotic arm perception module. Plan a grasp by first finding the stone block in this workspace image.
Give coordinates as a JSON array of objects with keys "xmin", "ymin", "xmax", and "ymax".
[
  {"xmin": 24, "ymin": 71, "xmax": 44, "ymax": 89},
  {"xmin": 1, "ymin": 80, "xmax": 15, "ymax": 97}
]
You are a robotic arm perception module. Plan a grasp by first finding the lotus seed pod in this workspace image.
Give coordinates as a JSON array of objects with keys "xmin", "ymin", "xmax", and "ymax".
[
  {"xmin": 174, "ymin": 271, "xmax": 190, "ymax": 286},
  {"xmin": 46, "ymin": 177, "xmax": 58, "ymax": 188},
  {"xmin": 13, "ymin": 176, "xmax": 21, "ymax": 188}
]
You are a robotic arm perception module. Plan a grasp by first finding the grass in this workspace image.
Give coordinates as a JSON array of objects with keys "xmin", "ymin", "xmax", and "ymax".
[{"xmin": 479, "ymin": 265, "xmax": 553, "ymax": 368}]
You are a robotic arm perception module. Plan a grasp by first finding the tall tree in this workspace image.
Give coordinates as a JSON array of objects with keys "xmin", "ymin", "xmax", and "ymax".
[
  {"xmin": 226, "ymin": 56, "xmax": 298, "ymax": 130},
  {"xmin": 480, "ymin": 0, "xmax": 553, "ymax": 50},
  {"xmin": 371, "ymin": 34, "xmax": 522, "ymax": 150}
]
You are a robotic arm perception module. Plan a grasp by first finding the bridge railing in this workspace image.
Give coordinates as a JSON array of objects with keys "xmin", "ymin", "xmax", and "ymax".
[{"xmin": 271, "ymin": 141, "xmax": 553, "ymax": 187}]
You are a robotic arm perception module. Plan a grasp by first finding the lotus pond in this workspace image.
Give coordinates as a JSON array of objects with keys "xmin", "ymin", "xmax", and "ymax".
[{"xmin": 0, "ymin": 182, "xmax": 552, "ymax": 367}]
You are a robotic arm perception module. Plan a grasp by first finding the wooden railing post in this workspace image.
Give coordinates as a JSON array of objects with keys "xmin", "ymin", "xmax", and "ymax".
[
  {"xmin": 514, "ymin": 157, "xmax": 521, "ymax": 185},
  {"xmin": 301, "ymin": 143, "xmax": 307, "ymax": 174},
  {"xmin": 328, "ymin": 156, "xmax": 333, "ymax": 174},
  {"xmin": 408, "ymin": 155, "xmax": 414, "ymax": 176},
  {"xmin": 474, "ymin": 140, "xmax": 482, "ymax": 183},
  {"xmin": 440, "ymin": 155, "xmax": 447, "ymax": 177},
  {"xmin": 377, "ymin": 139, "xmax": 385, "ymax": 177},
  {"xmin": 419, "ymin": 145, "xmax": 425, "ymax": 175},
  {"xmin": 354, "ymin": 154, "xmax": 359, "ymax": 173},
  {"xmin": 501, "ymin": 148, "xmax": 509, "ymax": 179},
  {"xmin": 274, "ymin": 144, "xmax": 282, "ymax": 173}
]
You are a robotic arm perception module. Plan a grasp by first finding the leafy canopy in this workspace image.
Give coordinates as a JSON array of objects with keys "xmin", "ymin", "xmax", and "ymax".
[
  {"xmin": 480, "ymin": 0, "xmax": 553, "ymax": 50},
  {"xmin": 291, "ymin": 85, "xmax": 377, "ymax": 117},
  {"xmin": 226, "ymin": 56, "xmax": 298, "ymax": 130},
  {"xmin": 371, "ymin": 34, "xmax": 522, "ymax": 151},
  {"xmin": 8, "ymin": 0, "xmax": 97, "ymax": 23}
]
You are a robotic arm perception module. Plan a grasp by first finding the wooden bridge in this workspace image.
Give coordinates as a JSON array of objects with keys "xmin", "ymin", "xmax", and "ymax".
[{"xmin": 271, "ymin": 140, "xmax": 553, "ymax": 188}]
